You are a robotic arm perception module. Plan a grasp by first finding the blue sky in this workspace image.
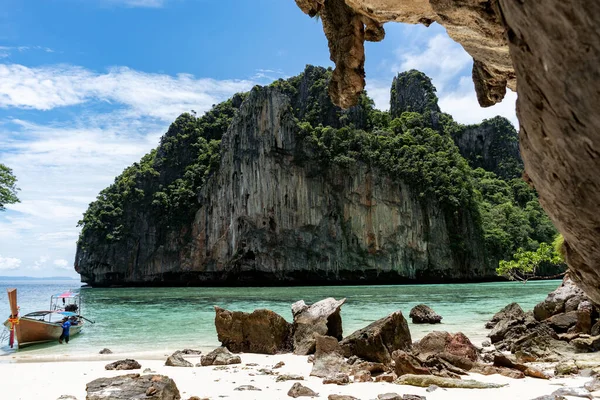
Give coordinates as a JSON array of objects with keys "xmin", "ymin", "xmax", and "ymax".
[{"xmin": 0, "ymin": 0, "xmax": 518, "ymax": 277}]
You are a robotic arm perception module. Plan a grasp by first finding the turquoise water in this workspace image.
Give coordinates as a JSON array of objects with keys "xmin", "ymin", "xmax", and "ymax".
[{"xmin": 0, "ymin": 279, "xmax": 561, "ymax": 359}]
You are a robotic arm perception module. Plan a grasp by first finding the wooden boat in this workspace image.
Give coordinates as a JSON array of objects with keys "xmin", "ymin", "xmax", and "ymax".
[{"xmin": 3, "ymin": 288, "xmax": 85, "ymax": 348}]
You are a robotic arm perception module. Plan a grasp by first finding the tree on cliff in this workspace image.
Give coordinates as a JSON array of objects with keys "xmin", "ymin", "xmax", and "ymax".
[{"xmin": 0, "ymin": 163, "xmax": 20, "ymax": 211}]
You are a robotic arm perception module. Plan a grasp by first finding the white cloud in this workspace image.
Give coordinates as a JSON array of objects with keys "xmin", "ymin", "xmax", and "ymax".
[
  {"xmin": 394, "ymin": 34, "xmax": 472, "ymax": 92},
  {"xmin": 368, "ymin": 26, "xmax": 518, "ymax": 127},
  {"xmin": 0, "ymin": 255, "xmax": 21, "ymax": 270},
  {"xmin": 0, "ymin": 62, "xmax": 269, "ymax": 277},
  {"xmin": 53, "ymin": 259, "xmax": 70, "ymax": 269},
  {"xmin": 0, "ymin": 64, "xmax": 256, "ymax": 120}
]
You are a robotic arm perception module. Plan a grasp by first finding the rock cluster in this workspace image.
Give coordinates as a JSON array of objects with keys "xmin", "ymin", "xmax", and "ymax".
[{"xmin": 486, "ymin": 277, "xmax": 600, "ymax": 359}]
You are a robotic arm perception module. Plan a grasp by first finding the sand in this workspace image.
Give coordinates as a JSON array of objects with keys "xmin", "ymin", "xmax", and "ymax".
[{"xmin": 0, "ymin": 350, "xmax": 597, "ymax": 400}]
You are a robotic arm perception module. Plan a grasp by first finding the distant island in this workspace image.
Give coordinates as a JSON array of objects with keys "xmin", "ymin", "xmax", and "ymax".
[{"xmin": 0, "ymin": 276, "xmax": 79, "ymax": 281}]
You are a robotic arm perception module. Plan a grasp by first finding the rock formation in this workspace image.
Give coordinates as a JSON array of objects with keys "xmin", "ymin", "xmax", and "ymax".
[
  {"xmin": 292, "ymin": 297, "xmax": 345, "ymax": 354},
  {"xmin": 340, "ymin": 311, "xmax": 412, "ymax": 364},
  {"xmin": 293, "ymin": 0, "xmax": 600, "ymax": 304},
  {"xmin": 76, "ymin": 66, "xmax": 510, "ymax": 286},
  {"xmin": 408, "ymin": 304, "xmax": 442, "ymax": 324},
  {"xmin": 86, "ymin": 374, "xmax": 180, "ymax": 400},
  {"xmin": 199, "ymin": 347, "xmax": 242, "ymax": 366},
  {"xmin": 214, "ymin": 306, "xmax": 293, "ymax": 354}
]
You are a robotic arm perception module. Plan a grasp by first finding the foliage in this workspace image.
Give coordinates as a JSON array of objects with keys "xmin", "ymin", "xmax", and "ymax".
[
  {"xmin": 0, "ymin": 163, "xmax": 20, "ymax": 211},
  {"xmin": 78, "ymin": 99, "xmax": 241, "ymax": 244},
  {"xmin": 471, "ymin": 168, "xmax": 557, "ymax": 262},
  {"xmin": 497, "ymin": 238, "xmax": 566, "ymax": 281}
]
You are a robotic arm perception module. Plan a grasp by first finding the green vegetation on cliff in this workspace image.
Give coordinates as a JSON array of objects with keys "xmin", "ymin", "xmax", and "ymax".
[{"xmin": 78, "ymin": 98, "xmax": 243, "ymax": 245}]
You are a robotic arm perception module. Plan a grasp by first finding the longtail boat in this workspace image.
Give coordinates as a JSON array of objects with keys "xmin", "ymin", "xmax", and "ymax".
[{"xmin": 3, "ymin": 288, "xmax": 86, "ymax": 348}]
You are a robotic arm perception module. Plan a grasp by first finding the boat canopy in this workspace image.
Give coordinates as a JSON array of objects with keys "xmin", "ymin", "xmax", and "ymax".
[
  {"xmin": 53, "ymin": 291, "xmax": 79, "ymax": 299},
  {"xmin": 23, "ymin": 311, "xmax": 78, "ymax": 318}
]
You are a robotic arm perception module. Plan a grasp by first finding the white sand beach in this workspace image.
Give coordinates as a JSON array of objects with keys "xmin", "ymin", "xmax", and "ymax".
[{"xmin": 1, "ymin": 350, "xmax": 597, "ymax": 400}]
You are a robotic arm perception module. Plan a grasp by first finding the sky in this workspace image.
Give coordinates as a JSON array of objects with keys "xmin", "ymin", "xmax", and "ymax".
[{"xmin": 0, "ymin": 0, "xmax": 518, "ymax": 278}]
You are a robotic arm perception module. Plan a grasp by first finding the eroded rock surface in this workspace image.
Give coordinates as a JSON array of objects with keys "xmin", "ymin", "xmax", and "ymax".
[
  {"xmin": 292, "ymin": 297, "xmax": 345, "ymax": 355},
  {"xmin": 340, "ymin": 311, "xmax": 411, "ymax": 364},
  {"xmin": 214, "ymin": 306, "xmax": 292, "ymax": 354},
  {"xmin": 86, "ymin": 374, "xmax": 180, "ymax": 400},
  {"xmin": 105, "ymin": 359, "xmax": 141, "ymax": 371},
  {"xmin": 409, "ymin": 304, "xmax": 442, "ymax": 324}
]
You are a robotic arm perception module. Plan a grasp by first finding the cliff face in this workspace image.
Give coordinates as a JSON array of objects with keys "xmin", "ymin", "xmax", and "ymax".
[
  {"xmin": 452, "ymin": 116, "xmax": 522, "ymax": 180},
  {"xmin": 75, "ymin": 67, "xmax": 494, "ymax": 286}
]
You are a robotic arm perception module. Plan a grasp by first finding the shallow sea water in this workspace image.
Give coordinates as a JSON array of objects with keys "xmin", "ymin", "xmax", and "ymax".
[{"xmin": 0, "ymin": 279, "xmax": 561, "ymax": 359}]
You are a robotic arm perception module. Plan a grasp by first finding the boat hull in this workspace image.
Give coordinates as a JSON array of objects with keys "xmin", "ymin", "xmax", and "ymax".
[{"xmin": 11, "ymin": 318, "xmax": 83, "ymax": 348}]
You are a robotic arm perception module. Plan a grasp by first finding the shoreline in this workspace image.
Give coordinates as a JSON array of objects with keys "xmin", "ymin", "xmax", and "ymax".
[{"xmin": 1, "ymin": 350, "xmax": 596, "ymax": 400}]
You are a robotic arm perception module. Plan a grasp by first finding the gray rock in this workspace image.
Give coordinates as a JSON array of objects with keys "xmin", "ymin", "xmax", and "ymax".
[
  {"xmin": 396, "ymin": 374, "xmax": 507, "ymax": 389},
  {"xmin": 322, "ymin": 373, "xmax": 350, "ymax": 385},
  {"xmin": 180, "ymin": 349, "xmax": 202, "ymax": 355},
  {"xmin": 534, "ymin": 277, "xmax": 588, "ymax": 321},
  {"xmin": 547, "ymin": 311, "xmax": 578, "ymax": 333},
  {"xmin": 310, "ymin": 335, "xmax": 351, "ymax": 378},
  {"xmin": 551, "ymin": 387, "xmax": 593, "ymax": 399},
  {"xmin": 199, "ymin": 347, "xmax": 241, "ymax": 366},
  {"xmin": 485, "ymin": 303, "xmax": 525, "ymax": 329},
  {"xmin": 409, "ymin": 304, "xmax": 442, "ymax": 324},
  {"xmin": 287, "ymin": 382, "xmax": 318, "ymax": 398},
  {"xmin": 86, "ymin": 374, "xmax": 180, "ymax": 400},
  {"xmin": 98, "ymin": 348, "xmax": 112, "ymax": 355},
  {"xmin": 481, "ymin": 340, "xmax": 491, "ymax": 347},
  {"xmin": 340, "ymin": 311, "xmax": 412, "ymax": 364},
  {"xmin": 276, "ymin": 374, "xmax": 305, "ymax": 382},
  {"xmin": 234, "ymin": 385, "xmax": 261, "ymax": 391},
  {"xmin": 292, "ymin": 298, "xmax": 346, "ymax": 355},
  {"xmin": 165, "ymin": 352, "xmax": 193, "ymax": 367},
  {"xmin": 105, "ymin": 359, "xmax": 142, "ymax": 370},
  {"xmin": 571, "ymin": 335, "xmax": 600, "ymax": 353},
  {"xmin": 56, "ymin": 396, "xmax": 77, "ymax": 400},
  {"xmin": 403, "ymin": 396, "xmax": 426, "ymax": 400},
  {"xmin": 377, "ymin": 394, "xmax": 402, "ymax": 400},
  {"xmin": 584, "ymin": 376, "xmax": 600, "ymax": 392},
  {"xmin": 426, "ymin": 385, "xmax": 439, "ymax": 392},
  {"xmin": 328, "ymin": 395, "xmax": 358, "ymax": 400}
]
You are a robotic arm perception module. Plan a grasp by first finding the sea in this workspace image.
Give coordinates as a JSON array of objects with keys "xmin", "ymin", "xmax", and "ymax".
[{"xmin": 0, "ymin": 279, "xmax": 561, "ymax": 360}]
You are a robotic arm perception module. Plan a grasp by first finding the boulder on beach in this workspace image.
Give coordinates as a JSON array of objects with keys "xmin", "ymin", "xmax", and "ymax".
[
  {"xmin": 86, "ymin": 373, "xmax": 180, "ymax": 400},
  {"xmin": 165, "ymin": 351, "xmax": 193, "ymax": 367},
  {"xmin": 340, "ymin": 311, "xmax": 412, "ymax": 364},
  {"xmin": 310, "ymin": 334, "xmax": 351, "ymax": 378},
  {"xmin": 287, "ymin": 382, "xmax": 318, "ymax": 398},
  {"xmin": 291, "ymin": 297, "xmax": 345, "ymax": 355},
  {"xmin": 409, "ymin": 305, "xmax": 442, "ymax": 324},
  {"xmin": 214, "ymin": 306, "xmax": 292, "ymax": 354},
  {"xmin": 199, "ymin": 347, "xmax": 242, "ymax": 366},
  {"xmin": 533, "ymin": 276, "xmax": 588, "ymax": 321},
  {"xmin": 105, "ymin": 359, "xmax": 141, "ymax": 370},
  {"xmin": 99, "ymin": 348, "xmax": 113, "ymax": 355},
  {"xmin": 414, "ymin": 331, "xmax": 478, "ymax": 362}
]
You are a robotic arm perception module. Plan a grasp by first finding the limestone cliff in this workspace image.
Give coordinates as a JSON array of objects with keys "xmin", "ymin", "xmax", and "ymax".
[
  {"xmin": 75, "ymin": 67, "xmax": 497, "ymax": 286},
  {"xmin": 452, "ymin": 116, "xmax": 522, "ymax": 180}
]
